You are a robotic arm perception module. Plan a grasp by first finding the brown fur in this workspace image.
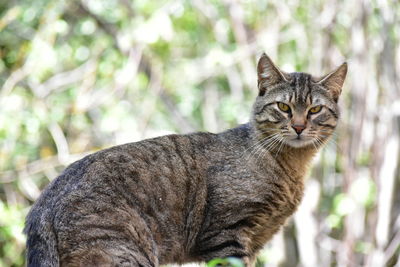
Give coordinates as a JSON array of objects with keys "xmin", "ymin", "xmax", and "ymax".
[{"xmin": 25, "ymin": 54, "xmax": 347, "ymax": 267}]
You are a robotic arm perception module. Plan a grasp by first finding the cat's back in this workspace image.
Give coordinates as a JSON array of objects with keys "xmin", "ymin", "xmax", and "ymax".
[
  {"xmin": 25, "ymin": 131, "xmax": 218, "ymax": 265},
  {"xmin": 31, "ymin": 130, "xmax": 216, "ymax": 207}
]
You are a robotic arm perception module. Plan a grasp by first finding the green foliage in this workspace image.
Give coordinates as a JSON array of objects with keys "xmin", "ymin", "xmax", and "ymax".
[
  {"xmin": 0, "ymin": 203, "xmax": 27, "ymax": 267},
  {"xmin": 1, "ymin": 0, "xmax": 399, "ymax": 266},
  {"xmin": 207, "ymin": 257, "xmax": 244, "ymax": 267}
]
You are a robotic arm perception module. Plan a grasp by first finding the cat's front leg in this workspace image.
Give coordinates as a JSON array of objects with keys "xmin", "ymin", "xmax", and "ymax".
[{"xmin": 242, "ymin": 255, "xmax": 256, "ymax": 267}]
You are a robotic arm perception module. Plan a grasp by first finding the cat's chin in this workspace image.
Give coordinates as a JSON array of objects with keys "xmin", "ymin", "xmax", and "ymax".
[{"xmin": 285, "ymin": 137, "xmax": 316, "ymax": 149}]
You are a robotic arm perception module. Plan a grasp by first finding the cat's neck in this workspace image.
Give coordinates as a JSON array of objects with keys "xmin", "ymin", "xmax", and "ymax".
[
  {"xmin": 275, "ymin": 146, "xmax": 317, "ymax": 178},
  {"xmin": 247, "ymin": 122, "xmax": 318, "ymax": 178}
]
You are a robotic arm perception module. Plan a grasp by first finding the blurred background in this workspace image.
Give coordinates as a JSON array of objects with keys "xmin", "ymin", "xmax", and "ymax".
[{"xmin": 0, "ymin": 0, "xmax": 399, "ymax": 266}]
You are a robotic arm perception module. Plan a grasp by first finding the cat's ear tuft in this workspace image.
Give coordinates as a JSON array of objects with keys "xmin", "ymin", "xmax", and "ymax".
[
  {"xmin": 316, "ymin": 62, "xmax": 347, "ymax": 102},
  {"xmin": 257, "ymin": 53, "xmax": 288, "ymax": 96}
]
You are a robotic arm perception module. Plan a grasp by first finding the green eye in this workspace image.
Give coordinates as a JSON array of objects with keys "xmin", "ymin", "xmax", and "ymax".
[
  {"xmin": 278, "ymin": 102, "xmax": 290, "ymax": 112},
  {"xmin": 309, "ymin": 106, "xmax": 322, "ymax": 114}
]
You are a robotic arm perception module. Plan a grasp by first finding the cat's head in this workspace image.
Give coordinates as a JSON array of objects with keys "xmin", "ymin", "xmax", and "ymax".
[{"xmin": 252, "ymin": 53, "xmax": 347, "ymax": 149}]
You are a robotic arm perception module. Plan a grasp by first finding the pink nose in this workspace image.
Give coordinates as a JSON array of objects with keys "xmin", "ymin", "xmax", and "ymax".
[{"xmin": 292, "ymin": 124, "xmax": 305, "ymax": 135}]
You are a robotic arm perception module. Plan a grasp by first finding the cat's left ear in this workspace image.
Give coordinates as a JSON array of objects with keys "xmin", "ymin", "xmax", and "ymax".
[
  {"xmin": 316, "ymin": 63, "xmax": 347, "ymax": 102},
  {"xmin": 257, "ymin": 53, "xmax": 289, "ymax": 96}
]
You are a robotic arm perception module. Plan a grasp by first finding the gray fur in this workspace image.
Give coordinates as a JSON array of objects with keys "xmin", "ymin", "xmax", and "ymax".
[{"xmin": 25, "ymin": 54, "xmax": 347, "ymax": 267}]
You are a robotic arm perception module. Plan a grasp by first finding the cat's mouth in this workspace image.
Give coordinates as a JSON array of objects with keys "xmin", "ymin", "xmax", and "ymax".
[
  {"xmin": 285, "ymin": 135, "xmax": 315, "ymax": 148},
  {"xmin": 291, "ymin": 135, "xmax": 306, "ymax": 141}
]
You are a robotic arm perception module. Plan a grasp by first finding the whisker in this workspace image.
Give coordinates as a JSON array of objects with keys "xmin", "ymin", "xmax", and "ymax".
[
  {"xmin": 315, "ymin": 136, "xmax": 328, "ymax": 148},
  {"xmin": 244, "ymin": 134, "xmax": 280, "ymax": 162},
  {"xmin": 251, "ymin": 135, "xmax": 281, "ymax": 164},
  {"xmin": 242, "ymin": 132, "xmax": 279, "ymax": 154},
  {"xmin": 311, "ymin": 139, "xmax": 319, "ymax": 152},
  {"xmin": 249, "ymin": 139, "xmax": 273, "ymax": 160},
  {"xmin": 276, "ymin": 137, "xmax": 286, "ymax": 157},
  {"xmin": 264, "ymin": 136, "xmax": 283, "ymax": 154},
  {"xmin": 258, "ymin": 136, "xmax": 281, "ymax": 163},
  {"xmin": 264, "ymin": 135, "xmax": 281, "ymax": 150},
  {"xmin": 244, "ymin": 139, "xmax": 270, "ymax": 161}
]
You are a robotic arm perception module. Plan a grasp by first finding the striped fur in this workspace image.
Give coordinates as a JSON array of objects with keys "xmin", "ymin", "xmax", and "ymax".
[{"xmin": 25, "ymin": 54, "xmax": 346, "ymax": 267}]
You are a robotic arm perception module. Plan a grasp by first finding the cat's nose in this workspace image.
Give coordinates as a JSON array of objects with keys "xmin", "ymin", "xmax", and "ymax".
[{"xmin": 292, "ymin": 124, "xmax": 306, "ymax": 135}]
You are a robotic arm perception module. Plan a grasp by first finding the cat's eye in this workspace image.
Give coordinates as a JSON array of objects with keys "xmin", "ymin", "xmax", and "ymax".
[
  {"xmin": 278, "ymin": 102, "xmax": 290, "ymax": 112},
  {"xmin": 309, "ymin": 106, "xmax": 322, "ymax": 114}
]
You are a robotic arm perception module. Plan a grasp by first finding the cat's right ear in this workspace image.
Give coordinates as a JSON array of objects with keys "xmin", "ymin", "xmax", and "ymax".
[
  {"xmin": 257, "ymin": 53, "xmax": 288, "ymax": 96},
  {"xmin": 315, "ymin": 62, "xmax": 347, "ymax": 102}
]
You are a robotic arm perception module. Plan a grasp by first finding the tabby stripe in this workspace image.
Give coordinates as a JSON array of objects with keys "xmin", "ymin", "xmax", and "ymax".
[
  {"xmin": 267, "ymin": 182, "xmax": 286, "ymax": 203},
  {"xmin": 117, "ymin": 242, "xmax": 154, "ymax": 267},
  {"xmin": 101, "ymin": 167, "xmax": 158, "ymax": 234},
  {"xmin": 263, "ymin": 192, "xmax": 281, "ymax": 209},
  {"xmin": 200, "ymin": 229, "xmax": 222, "ymax": 243},
  {"xmin": 198, "ymin": 240, "xmax": 243, "ymax": 254},
  {"xmin": 170, "ymin": 136, "xmax": 191, "ymax": 175},
  {"xmin": 328, "ymin": 108, "xmax": 338, "ymax": 118},
  {"xmin": 255, "ymin": 103, "xmax": 275, "ymax": 115},
  {"xmin": 131, "ymin": 243, "xmax": 154, "ymax": 267},
  {"xmin": 78, "ymin": 223, "xmax": 123, "ymax": 235},
  {"xmin": 274, "ymin": 159, "xmax": 291, "ymax": 181},
  {"xmin": 225, "ymin": 218, "xmax": 255, "ymax": 230},
  {"xmin": 318, "ymin": 123, "xmax": 335, "ymax": 129},
  {"xmin": 154, "ymin": 142, "xmax": 177, "ymax": 178},
  {"xmin": 305, "ymin": 77, "xmax": 312, "ymax": 102},
  {"xmin": 295, "ymin": 75, "xmax": 300, "ymax": 102},
  {"xmin": 255, "ymin": 118, "xmax": 279, "ymax": 124},
  {"xmin": 82, "ymin": 235, "xmax": 127, "ymax": 243}
]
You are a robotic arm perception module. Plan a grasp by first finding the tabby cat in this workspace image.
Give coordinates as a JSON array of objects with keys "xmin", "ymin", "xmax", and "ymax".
[{"xmin": 25, "ymin": 53, "xmax": 347, "ymax": 267}]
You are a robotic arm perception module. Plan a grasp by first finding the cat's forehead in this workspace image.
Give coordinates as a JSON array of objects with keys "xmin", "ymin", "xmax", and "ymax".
[{"xmin": 269, "ymin": 72, "xmax": 331, "ymax": 106}]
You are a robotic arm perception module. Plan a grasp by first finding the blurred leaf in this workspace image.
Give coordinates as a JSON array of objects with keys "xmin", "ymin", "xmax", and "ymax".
[{"xmin": 207, "ymin": 257, "xmax": 244, "ymax": 267}]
